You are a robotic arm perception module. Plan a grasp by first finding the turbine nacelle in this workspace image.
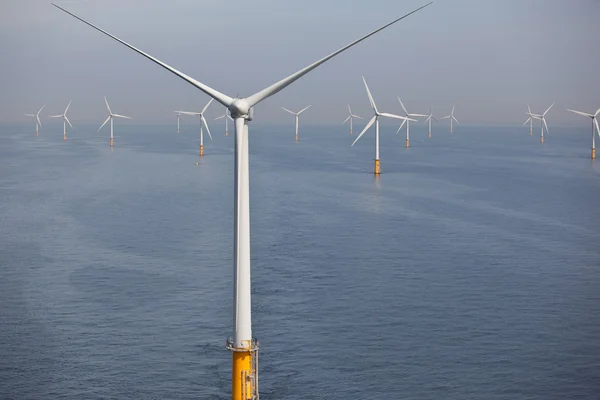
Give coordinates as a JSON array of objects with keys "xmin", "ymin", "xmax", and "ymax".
[{"xmin": 230, "ymin": 99, "xmax": 251, "ymax": 119}]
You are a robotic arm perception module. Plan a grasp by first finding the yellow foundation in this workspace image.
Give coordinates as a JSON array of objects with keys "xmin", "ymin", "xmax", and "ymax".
[
  {"xmin": 350, "ymin": 129, "xmax": 353, "ymax": 136},
  {"xmin": 374, "ymin": 159, "xmax": 380, "ymax": 175},
  {"xmin": 540, "ymin": 136, "xmax": 544, "ymax": 144},
  {"xmin": 199, "ymin": 145, "xmax": 204, "ymax": 157},
  {"xmin": 295, "ymin": 134, "xmax": 298, "ymax": 142},
  {"xmin": 228, "ymin": 339, "xmax": 259, "ymax": 400},
  {"xmin": 36, "ymin": 131, "xmax": 39, "ymax": 137},
  {"xmin": 110, "ymin": 138, "xmax": 114, "ymax": 147},
  {"xmin": 406, "ymin": 139, "xmax": 410, "ymax": 148},
  {"xmin": 226, "ymin": 131, "xmax": 229, "ymax": 137},
  {"xmin": 63, "ymin": 134, "xmax": 67, "ymax": 141},
  {"xmin": 592, "ymin": 148, "xmax": 596, "ymax": 160},
  {"xmin": 529, "ymin": 131, "xmax": 532, "ymax": 136},
  {"xmin": 428, "ymin": 132, "xmax": 431, "ymax": 138}
]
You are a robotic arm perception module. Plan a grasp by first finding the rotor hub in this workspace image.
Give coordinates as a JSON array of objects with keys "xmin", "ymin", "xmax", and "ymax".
[{"xmin": 229, "ymin": 99, "xmax": 250, "ymax": 119}]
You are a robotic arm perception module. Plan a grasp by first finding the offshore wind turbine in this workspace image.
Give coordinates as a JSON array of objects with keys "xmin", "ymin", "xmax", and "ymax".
[
  {"xmin": 352, "ymin": 77, "xmax": 413, "ymax": 174},
  {"xmin": 215, "ymin": 108, "xmax": 234, "ymax": 136},
  {"xmin": 24, "ymin": 104, "xmax": 45, "ymax": 136},
  {"xmin": 424, "ymin": 105, "xmax": 437, "ymax": 138},
  {"xmin": 49, "ymin": 101, "xmax": 73, "ymax": 141},
  {"xmin": 441, "ymin": 105, "xmax": 459, "ymax": 133},
  {"xmin": 281, "ymin": 105, "xmax": 311, "ymax": 142},
  {"xmin": 396, "ymin": 98, "xmax": 427, "ymax": 148},
  {"xmin": 175, "ymin": 111, "xmax": 182, "ymax": 134},
  {"xmin": 342, "ymin": 104, "xmax": 363, "ymax": 135},
  {"xmin": 52, "ymin": 2, "xmax": 433, "ymax": 399},
  {"xmin": 523, "ymin": 105, "xmax": 533, "ymax": 136},
  {"xmin": 177, "ymin": 99, "xmax": 213, "ymax": 156},
  {"xmin": 567, "ymin": 107, "xmax": 600, "ymax": 159},
  {"xmin": 98, "ymin": 96, "xmax": 131, "ymax": 147},
  {"xmin": 528, "ymin": 103, "xmax": 553, "ymax": 143}
]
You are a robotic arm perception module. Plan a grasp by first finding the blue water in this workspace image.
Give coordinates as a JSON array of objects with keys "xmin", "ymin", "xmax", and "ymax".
[{"xmin": 1, "ymin": 122, "xmax": 599, "ymax": 399}]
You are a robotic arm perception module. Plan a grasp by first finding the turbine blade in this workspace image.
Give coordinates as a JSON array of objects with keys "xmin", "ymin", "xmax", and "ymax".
[
  {"xmin": 424, "ymin": 115, "xmax": 431, "ymax": 123},
  {"xmin": 527, "ymin": 104, "xmax": 531, "ymax": 114},
  {"xmin": 409, "ymin": 113, "xmax": 428, "ymax": 117},
  {"xmin": 362, "ymin": 77, "xmax": 378, "ymax": 113},
  {"xmin": 351, "ymin": 115, "xmax": 376, "ymax": 146},
  {"xmin": 98, "ymin": 115, "xmax": 111, "ymax": 131},
  {"xmin": 567, "ymin": 109, "xmax": 593, "ymax": 118},
  {"xmin": 201, "ymin": 98, "xmax": 214, "ymax": 114},
  {"xmin": 543, "ymin": 103, "xmax": 554, "ymax": 116},
  {"xmin": 298, "ymin": 105, "xmax": 311, "ymax": 115},
  {"xmin": 281, "ymin": 107, "xmax": 296, "ymax": 115},
  {"xmin": 244, "ymin": 2, "xmax": 433, "ymax": 107},
  {"xmin": 440, "ymin": 115, "xmax": 451, "ymax": 120},
  {"xmin": 396, "ymin": 119, "xmax": 406, "ymax": 134},
  {"xmin": 594, "ymin": 118, "xmax": 599, "ymax": 137},
  {"xmin": 202, "ymin": 115, "xmax": 212, "ymax": 140},
  {"xmin": 112, "ymin": 114, "xmax": 131, "ymax": 119},
  {"xmin": 52, "ymin": 3, "xmax": 234, "ymax": 108},
  {"xmin": 379, "ymin": 112, "xmax": 414, "ymax": 121},
  {"xmin": 227, "ymin": 115, "xmax": 234, "ymax": 121},
  {"xmin": 177, "ymin": 111, "xmax": 201, "ymax": 116},
  {"xmin": 353, "ymin": 114, "xmax": 363, "ymax": 119},
  {"xmin": 64, "ymin": 115, "xmax": 73, "ymax": 129},
  {"xmin": 595, "ymin": 108, "xmax": 600, "ymax": 118},
  {"xmin": 215, "ymin": 114, "xmax": 226, "ymax": 120},
  {"xmin": 49, "ymin": 115, "xmax": 63, "ymax": 118},
  {"xmin": 522, "ymin": 117, "xmax": 531, "ymax": 126},
  {"xmin": 398, "ymin": 97, "xmax": 408, "ymax": 115},
  {"xmin": 24, "ymin": 114, "xmax": 36, "ymax": 117},
  {"xmin": 452, "ymin": 116, "xmax": 459, "ymax": 124},
  {"xmin": 342, "ymin": 116, "xmax": 351, "ymax": 124},
  {"xmin": 37, "ymin": 115, "xmax": 42, "ymax": 128},
  {"xmin": 64, "ymin": 100, "xmax": 72, "ymax": 114},
  {"xmin": 432, "ymin": 116, "xmax": 438, "ymax": 122},
  {"xmin": 104, "ymin": 96, "xmax": 112, "ymax": 114},
  {"xmin": 543, "ymin": 118, "xmax": 549, "ymax": 134},
  {"xmin": 451, "ymin": 104, "xmax": 455, "ymax": 115},
  {"xmin": 37, "ymin": 104, "xmax": 45, "ymax": 115}
]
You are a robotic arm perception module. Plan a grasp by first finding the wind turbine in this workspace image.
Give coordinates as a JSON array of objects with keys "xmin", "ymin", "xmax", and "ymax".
[
  {"xmin": 527, "ymin": 103, "xmax": 553, "ymax": 143},
  {"xmin": 352, "ymin": 77, "xmax": 414, "ymax": 174},
  {"xmin": 567, "ymin": 107, "xmax": 600, "ymax": 159},
  {"xmin": 342, "ymin": 104, "xmax": 363, "ymax": 135},
  {"xmin": 281, "ymin": 105, "xmax": 311, "ymax": 142},
  {"xmin": 523, "ymin": 105, "xmax": 533, "ymax": 136},
  {"xmin": 52, "ymin": 3, "xmax": 433, "ymax": 399},
  {"xmin": 175, "ymin": 111, "xmax": 182, "ymax": 134},
  {"xmin": 24, "ymin": 104, "xmax": 45, "ymax": 136},
  {"xmin": 441, "ymin": 105, "xmax": 459, "ymax": 133},
  {"xmin": 98, "ymin": 96, "xmax": 131, "ymax": 147},
  {"xmin": 177, "ymin": 99, "xmax": 213, "ymax": 156},
  {"xmin": 424, "ymin": 105, "xmax": 437, "ymax": 138},
  {"xmin": 396, "ymin": 98, "xmax": 427, "ymax": 148},
  {"xmin": 215, "ymin": 108, "xmax": 234, "ymax": 136},
  {"xmin": 49, "ymin": 101, "xmax": 73, "ymax": 141}
]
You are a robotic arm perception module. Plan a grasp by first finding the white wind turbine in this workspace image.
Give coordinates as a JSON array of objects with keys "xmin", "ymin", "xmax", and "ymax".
[
  {"xmin": 52, "ymin": 3, "xmax": 433, "ymax": 399},
  {"xmin": 567, "ymin": 107, "xmax": 600, "ymax": 159},
  {"xmin": 441, "ymin": 105, "xmax": 459, "ymax": 133},
  {"xmin": 352, "ymin": 77, "xmax": 414, "ymax": 174},
  {"xmin": 175, "ymin": 111, "xmax": 182, "ymax": 134},
  {"xmin": 523, "ymin": 105, "xmax": 533, "ymax": 136},
  {"xmin": 99, "ymin": 96, "xmax": 131, "ymax": 147},
  {"xmin": 281, "ymin": 105, "xmax": 311, "ymax": 142},
  {"xmin": 49, "ymin": 101, "xmax": 73, "ymax": 141},
  {"xmin": 396, "ymin": 98, "xmax": 427, "ymax": 148},
  {"xmin": 177, "ymin": 99, "xmax": 213, "ymax": 156},
  {"xmin": 527, "ymin": 103, "xmax": 553, "ymax": 143},
  {"xmin": 342, "ymin": 104, "xmax": 363, "ymax": 135},
  {"xmin": 215, "ymin": 108, "xmax": 234, "ymax": 136},
  {"xmin": 24, "ymin": 104, "xmax": 45, "ymax": 136},
  {"xmin": 424, "ymin": 105, "xmax": 437, "ymax": 138}
]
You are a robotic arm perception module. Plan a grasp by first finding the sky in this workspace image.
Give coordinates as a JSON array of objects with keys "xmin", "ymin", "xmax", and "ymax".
[{"xmin": 1, "ymin": 0, "xmax": 599, "ymax": 126}]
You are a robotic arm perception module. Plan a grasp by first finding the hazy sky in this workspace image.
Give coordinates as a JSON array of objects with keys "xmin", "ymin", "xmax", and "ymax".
[{"xmin": 2, "ymin": 0, "xmax": 599, "ymax": 126}]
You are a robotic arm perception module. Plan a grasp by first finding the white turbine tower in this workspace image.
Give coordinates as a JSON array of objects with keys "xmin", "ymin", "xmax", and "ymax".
[
  {"xmin": 177, "ymin": 99, "xmax": 213, "ymax": 156},
  {"xmin": 175, "ymin": 111, "xmax": 182, "ymax": 134},
  {"xmin": 396, "ymin": 98, "xmax": 427, "ymax": 148},
  {"xmin": 281, "ymin": 105, "xmax": 311, "ymax": 142},
  {"xmin": 52, "ymin": 3, "xmax": 433, "ymax": 399},
  {"xmin": 342, "ymin": 104, "xmax": 363, "ymax": 135},
  {"xmin": 523, "ymin": 105, "xmax": 533, "ymax": 136},
  {"xmin": 24, "ymin": 105, "xmax": 45, "ymax": 136},
  {"xmin": 49, "ymin": 101, "xmax": 73, "ymax": 141},
  {"xmin": 567, "ymin": 107, "xmax": 600, "ymax": 159},
  {"xmin": 441, "ymin": 105, "xmax": 459, "ymax": 133},
  {"xmin": 98, "ymin": 96, "xmax": 131, "ymax": 147},
  {"xmin": 215, "ymin": 108, "xmax": 234, "ymax": 136},
  {"xmin": 424, "ymin": 105, "xmax": 438, "ymax": 138},
  {"xmin": 352, "ymin": 77, "xmax": 413, "ymax": 174},
  {"xmin": 527, "ymin": 103, "xmax": 553, "ymax": 144}
]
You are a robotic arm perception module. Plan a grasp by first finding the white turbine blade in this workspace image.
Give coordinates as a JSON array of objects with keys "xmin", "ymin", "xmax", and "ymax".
[
  {"xmin": 567, "ymin": 109, "xmax": 593, "ymax": 118},
  {"xmin": 342, "ymin": 115, "xmax": 351, "ymax": 124},
  {"xmin": 351, "ymin": 115, "xmax": 376, "ymax": 146},
  {"xmin": 451, "ymin": 104, "xmax": 455, "ymax": 115},
  {"xmin": 215, "ymin": 114, "xmax": 226, "ymax": 120},
  {"xmin": 424, "ymin": 115, "xmax": 431, "ymax": 123},
  {"xmin": 281, "ymin": 107, "xmax": 296, "ymax": 115},
  {"xmin": 595, "ymin": 108, "xmax": 600, "ymax": 118},
  {"xmin": 409, "ymin": 113, "xmax": 428, "ymax": 117},
  {"xmin": 522, "ymin": 117, "xmax": 531, "ymax": 126},
  {"xmin": 543, "ymin": 103, "xmax": 554, "ymax": 116},
  {"xmin": 398, "ymin": 97, "xmax": 408, "ymax": 115},
  {"xmin": 201, "ymin": 98, "xmax": 214, "ymax": 114},
  {"xmin": 441, "ymin": 115, "xmax": 451, "ymax": 119},
  {"xmin": 452, "ymin": 116, "xmax": 459, "ymax": 124},
  {"xmin": 64, "ymin": 100, "xmax": 72, "ymax": 114},
  {"xmin": 37, "ymin": 104, "xmax": 45, "ymax": 115},
  {"xmin": 527, "ymin": 104, "xmax": 531, "ymax": 114},
  {"xmin": 543, "ymin": 118, "xmax": 549, "ymax": 134},
  {"xmin": 379, "ymin": 112, "xmax": 414, "ymax": 121},
  {"xmin": 64, "ymin": 115, "xmax": 73, "ymax": 129},
  {"xmin": 594, "ymin": 118, "xmax": 600, "ymax": 137},
  {"xmin": 362, "ymin": 77, "xmax": 378, "ymax": 113},
  {"xmin": 98, "ymin": 115, "xmax": 111, "ymax": 131},
  {"xmin": 52, "ymin": 3, "xmax": 234, "ymax": 108},
  {"xmin": 177, "ymin": 111, "xmax": 201, "ymax": 116},
  {"xmin": 37, "ymin": 115, "xmax": 42, "ymax": 128},
  {"xmin": 112, "ymin": 114, "xmax": 131, "ymax": 119},
  {"xmin": 202, "ymin": 115, "xmax": 212, "ymax": 140},
  {"xmin": 347, "ymin": 104, "xmax": 352, "ymax": 115},
  {"xmin": 104, "ymin": 96, "xmax": 112, "ymax": 114},
  {"xmin": 432, "ymin": 116, "xmax": 438, "ymax": 122},
  {"xmin": 227, "ymin": 114, "xmax": 234, "ymax": 121},
  {"xmin": 297, "ymin": 105, "xmax": 311, "ymax": 115},
  {"xmin": 244, "ymin": 3, "xmax": 433, "ymax": 107},
  {"xmin": 396, "ymin": 119, "xmax": 406, "ymax": 134},
  {"xmin": 352, "ymin": 114, "xmax": 363, "ymax": 119},
  {"xmin": 49, "ymin": 114, "xmax": 63, "ymax": 118},
  {"xmin": 24, "ymin": 114, "xmax": 36, "ymax": 117}
]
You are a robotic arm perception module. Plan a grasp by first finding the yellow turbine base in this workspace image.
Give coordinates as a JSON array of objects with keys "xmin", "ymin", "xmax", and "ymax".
[
  {"xmin": 406, "ymin": 139, "xmax": 410, "ymax": 148},
  {"xmin": 428, "ymin": 132, "xmax": 431, "ymax": 138},
  {"xmin": 295, "ymin": 134, "xmax": 298, "ymax": 142},
  {"xmin": 540, "ymin": 136, "xmax": 544, "ymax": 144},
  {"xmin": 232, "ymin": 348, "xmax": 254, "ymax": 400},
  {"xmin": 592, "ymin": 148, "xmax": 596, "ymax": 160},
  {"xmin": 374, "ymin": 159, "xmax": 380, "ymax": 175},
  {"xmin": 110, "ymin": 138, "xmax": 114, "ymax": 147},
  {"xmin": 36, "ymin": 132, "xmax": 39, "ymax": 137},
  {"xmin": 199, "ymin": 145, "xmax": 204, "ymax": 157},
  {"xmin": 177, "ymin": 129, "xmax": 180, "ymax": 135},
  {"xmin": 63, "ymin": 134, "xmax": 67, "ymax": 141},
  {"xmin": 529, "ymin": 131, "xmax": 532, "ymax": 136},
  {"xmin": 350, "ymin": 129, "xmax": 353, "ymax": 136},
  {"xmin": 226, "ymin": 131, "xmax": 229, "ymax": 137}
]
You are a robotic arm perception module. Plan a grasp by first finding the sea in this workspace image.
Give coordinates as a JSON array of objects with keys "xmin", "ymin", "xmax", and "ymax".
[{"xmin": 1, "ymin": 121, "xmax": 599, "ymax": 399}]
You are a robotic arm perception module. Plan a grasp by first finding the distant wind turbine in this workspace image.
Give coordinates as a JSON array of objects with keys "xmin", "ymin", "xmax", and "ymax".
[
  {"xmin": 352, "ymin": 77, "xmax": 413, "ymax": 175},
  {"xmin": 24, "ymin": 104, "xmax": 45, "ymax": 136},
  {"xmin": 424, "ymin": 105, "xmax": 437, "ymax": 138},
  {"xmin": 342, "ymin": 104, "xmax": 363, "ymax": 135},
  {"xmin": 51, "ymin": 2, "xmax": 433, "ymax": 398},
  {"xmin": 567, "ymin": 107, "xmax": 600, "ymax": 159},
  {"xmin": 282, "ymin": 105, "xmax": 311, "ymax": 142},
  {"xmin": 215, "ymin": 108, "xmax": 234, "ymax": 136},
  {"xmin": 527, "ymin": 103, "xmax": 553, "ymax": 144},
  {"xmin": 49, "ymin": 101, "xmax": 73, "ymax": 141},
  {"xmin": 523, "ymin": 105, "xmax": 533, "ymax": 136},
  {"xmin": 175, "ymin": 111, "xmax": 182, "ymax": 134},
  {"xmin": 98, "ymin": 96, "xmax": 131, "ymax": 147},
  {"xmin": 177, "ymin": 99, "xmax": 213, "ymax": 156},
  {"xmin": 441, "ymin": 105, "xmax": 459, "ymax": 133},
  {"xmin": 396, "ymin": 98, "xmax": 427, "ymax": 148}
]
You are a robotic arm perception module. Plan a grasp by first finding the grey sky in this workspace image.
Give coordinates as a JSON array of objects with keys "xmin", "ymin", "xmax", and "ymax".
[{"xmin": 2, "ymin": 0, "xmax": 599, "ymax": 126}]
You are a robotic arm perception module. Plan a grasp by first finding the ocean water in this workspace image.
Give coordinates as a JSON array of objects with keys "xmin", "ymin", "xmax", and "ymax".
[{"xmin": 1, "ymin": 121, "xmax": 599, "ymax": 399}]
